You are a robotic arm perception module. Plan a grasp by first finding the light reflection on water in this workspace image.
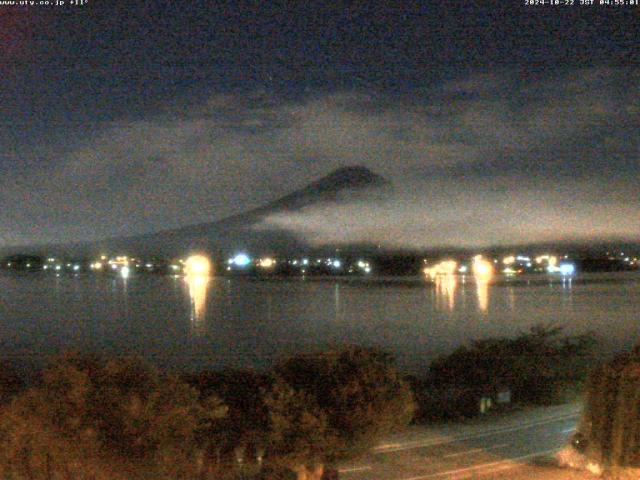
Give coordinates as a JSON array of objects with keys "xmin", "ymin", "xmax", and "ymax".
[
  {"xmin": 476, "ymin": 278, "xmax": 490, "ymax": 313},
  {"xmin": 434, "ymin": 274, "xmax": 457, "ymax": 311},
  {"xmin": 185, "ymin": 274, "xmax": 210, "ymax": 337},
  {"xmin": 0, "ymin": 272, "xmax": 639, "ymax": 373},
  {"xmin": 429, "ymin": 273, "xmax": 490, "ymax": 313}
]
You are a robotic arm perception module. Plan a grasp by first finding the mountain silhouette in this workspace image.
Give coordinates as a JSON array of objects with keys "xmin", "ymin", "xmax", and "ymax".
[{"xmin": 88, "ymin": 165, "xmax": 392, "ymax": 255}]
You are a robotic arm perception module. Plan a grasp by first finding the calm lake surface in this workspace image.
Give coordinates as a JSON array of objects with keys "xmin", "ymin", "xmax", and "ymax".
[{"xmin": 1, "ymin": 272, "xmax": 638, "ymax": 374}]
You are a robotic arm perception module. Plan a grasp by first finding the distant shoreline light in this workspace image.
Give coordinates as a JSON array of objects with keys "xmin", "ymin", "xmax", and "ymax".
[{"xmin": 184, "ymin": 255, "xmax": 212, "ymax": 276}]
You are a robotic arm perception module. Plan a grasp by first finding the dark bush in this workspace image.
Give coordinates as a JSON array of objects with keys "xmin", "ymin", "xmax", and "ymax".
[
  {"xmin": 0, "ymin": 361, "xmax": 24, "ymax": 403},
  {"xmin": 425, "ymin": 325, "xmax": 596, "ymax": 409},
  {"xmin": 188, "ymin": 368, "xmax": 271, "ymax": 455},
  {"xmin": 0, "ymin": 351, "xmax": 227, "ymax": 479},
  {"xmin": 263, "ymin": 346, "xmax": 416, "ymax": 478},
  {"xmin": 581, "ymin": 346, "xmax": 640, "ymax": 467}
]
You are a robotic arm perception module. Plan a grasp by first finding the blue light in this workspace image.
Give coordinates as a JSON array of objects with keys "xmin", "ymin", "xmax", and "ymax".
[
  {"xmin": 232, "ymin": 253, "xmax": 251, "ymax": 267},
  {"xmin": 559, "ymin": 263, "xmax": 575, "ymax": 276},
  {"xmin": 332, "ymin": 260, "xmax": 341, "ymax": 268}
]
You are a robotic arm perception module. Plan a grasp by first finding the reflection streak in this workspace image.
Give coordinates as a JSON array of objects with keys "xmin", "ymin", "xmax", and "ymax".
[
  {"xmin": 435, "ymin": 274, "xmax": 457, "ymax": 311},
  {"xmin": 186, "ymin": 274, "xmax": 210, "ymax": 336}
]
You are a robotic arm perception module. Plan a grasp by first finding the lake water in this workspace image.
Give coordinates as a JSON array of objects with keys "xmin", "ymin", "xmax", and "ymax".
[{"xmin": 1, "ymin": 272, "xmax": 638, "ymax": 374}]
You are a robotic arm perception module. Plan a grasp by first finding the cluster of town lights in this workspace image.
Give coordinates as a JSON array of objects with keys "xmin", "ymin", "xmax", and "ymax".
[
  {"xmin": 423, "ymin": 260, "xmax": 458, "ymax": 279},
  {"xmin": 223, "ymin": 253, "xmax": 371, "ymax": 274},
  {"xmin": 6, "ymin": 250, "xmax": 588, "ymax": 280},
  {"xmin": 423, "ymin": 253, "xmax": 576, "ymax": 282}
]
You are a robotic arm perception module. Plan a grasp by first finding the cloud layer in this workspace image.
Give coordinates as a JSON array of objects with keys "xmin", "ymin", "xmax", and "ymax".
[
  {"xmin": 257, "ymin": 178, "xmax": 640, "ymax": 249},
  {"xmin": 1, "ymin": 67, "xmax": 638, "ymax": 248}
]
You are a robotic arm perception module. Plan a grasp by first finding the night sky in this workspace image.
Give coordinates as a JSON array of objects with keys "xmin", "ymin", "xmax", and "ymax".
[{"xmin": 1, "ymin": 2, "xmax": 638, "ymax": 248}]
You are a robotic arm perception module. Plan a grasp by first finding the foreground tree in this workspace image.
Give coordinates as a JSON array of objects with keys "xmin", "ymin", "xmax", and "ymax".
[
  {"xmin": 0, "ymin": 361, "xmax": 23, "ymax": 403},
  {"xmin": 0, "ymin": 352, "xmax": 227, "ymax": 479},
  {"xmin": 580, "ymin": 345, "xmax": 640, "ymax": 469},
  {"xmin": 263, "ymin": 379, "xmax": 332, "ymax": 480},
  {"xmin": 427, "ymin": 325, "xmax": 596, "ymax": 406},
  {"xmin": 189, "ymin": 368, "xmax": 271, "ymax": 458},
  {"xmin": 263, "ymin": 346, "xmax": 416, "ymax": 479}
]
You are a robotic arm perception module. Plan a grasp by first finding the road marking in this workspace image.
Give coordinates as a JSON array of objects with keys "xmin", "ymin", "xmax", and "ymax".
[
  {"xmin": 442, "ymin": 443, "xmax": 509, "ymax": 458},
  {"xmin": 399, "ymin": 448, "xmax": 559, "ymax": 480},
  {"xmin": 375, "ymin": 411, "xmax": 579, "ymax": 453},
  {"xmin": 338, "ymin": 465, "xmax": 372, "ymax": 473},
  {"xmin": 540, "ymin": 426, "xmax": 577, "ymax": 441}
]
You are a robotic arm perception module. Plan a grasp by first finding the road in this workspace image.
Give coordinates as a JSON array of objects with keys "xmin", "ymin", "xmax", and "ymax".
[{"xmin": 338, "ymin": 402, "xmax": 596, "ymax": 479}]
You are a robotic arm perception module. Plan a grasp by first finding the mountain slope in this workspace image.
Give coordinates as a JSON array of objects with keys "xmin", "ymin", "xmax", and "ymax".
[
  {"xmin": 213, "ymin": 165, "xmax": 391, "ymax": 229},
  {"xmin": 90, "ymin": 165, "xmax": 392, "ymax": 255}
]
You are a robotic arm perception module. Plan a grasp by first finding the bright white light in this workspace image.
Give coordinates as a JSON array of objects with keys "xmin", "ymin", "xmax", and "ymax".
[
  {"xmin": 559, "ymin": 263, "xmax": 575, "ymax": 276},
  {"xmin": 458, "ymin": 265, "xmax": 468, "ymax": 273},
  {"xmin": 145, "ymin": 263, "xmax": 153, "ymax": 268},
  {"xmin": 302, "ymin": 259, "xmax": 309, "ymax": 265},
  {"xmin": 55, "ymin": 265, "xmax": 61, "ymax": 271},
  {"xmin": 120, "ymin": 266, "xmax": 130, "ymax": 279},
  {"xmin": 472, "ymin": 256, "xmax": 494, "ymax": 280},
  {"xmin": 332, "ymin": 260, "xmax": 341, "ymax": 268},
  {"xmin": 258, "ymin": 257, "xmax": 275, "ymax": 268},
  {"xmin": 424, "ymin": 260, "xmax": 458, "ymax": 279},
  {"xmin": 232, "ymin": 253, "xmax": 251, "ymax": 267},
  {"xmin": 73, "ymin": 265, "xmax": 80, "ymax": 271},
  {"xmin": 184, "ymin": 255, "xmax": 212, "ymax": 276},
  {"xmin": 364, "ymin": 267, "xmax": 371, "ymax": 274}
]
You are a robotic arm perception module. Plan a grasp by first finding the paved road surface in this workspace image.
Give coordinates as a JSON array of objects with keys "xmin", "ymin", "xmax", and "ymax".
[{"xmin": 338, "ymin": 402, "xmax": 595, "ymax": 479}]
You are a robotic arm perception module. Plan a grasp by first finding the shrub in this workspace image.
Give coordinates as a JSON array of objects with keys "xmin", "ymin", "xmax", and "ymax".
[
  {"xmin": 581, "ymin": 346, "xmax": 640, "ymax": 468},
  {"xmin": 0, "ymin": 351, "xmax": 227, "ymax": 479},
  {"xmin": 0, "ymin": 361, "xmax": 24, "ymax": 403},
  {"xmin": 263, "ymin": 378, "xmax": 333, "ymax": 478},
  {"xmin": 188, "ymin": 368, "xmax": 271, "ymax": 456},
  {"xmin": 263, "ymin": 346, "xmax": 416, "ymax": 479},
  {"xmin": 426, "ymin": 325, "xmax": 596, "ymax": 409}
]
